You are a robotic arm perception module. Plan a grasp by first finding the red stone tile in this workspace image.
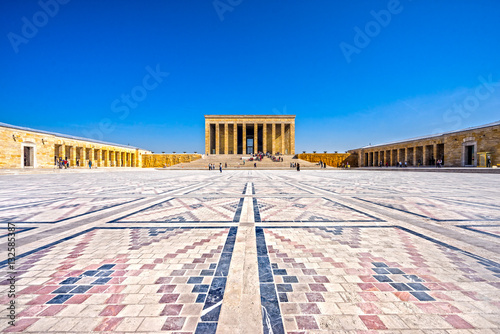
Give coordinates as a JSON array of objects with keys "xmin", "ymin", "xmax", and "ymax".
[
  {"xmin": 359, "ymin": 275, "xmax": 377, "ymax": 283},
  {"xmin": 305, "ymin": 293, "xmax": 325, "ymax": 302},
  {"xmin": 99, "ymin": 304, "xmax": 126, "ymax": 316},
  {"xmin": 33, "ymin": 285, "xmax": 59, "ymax": 294},
  {"xmin": 27, "ymin": 295, "xmax": 53, "ymax": 305},
  {"xmin": 313, "ymin": 276, "xmax": 330, "ymax": 283},
  {"xmin": 442, "ymin": 315, "xmax": 474, "ymax": 329},
  {"xmin": 358, "ymin": 283, "xmax": 377, "ymax": 291},
  {"xmin": 18, "ymin": 285, "xmax": 43, "ymax": 294},
  {"xmin": 4, "ymin": 318, "xmax": 38, "ymax": 332},
  {"xmin": 430, "ymin": 292, "xmax": 453, "ymax": 301},
  {"xmin": 160, "ymin": 294, "xmax": 180, "ymax": 303},
  {"xmin": 111, "ymin": 270, "xmax": 127, "ymax": 277},
  {"xmin": 394, "ymin": 292, "xmax": 411, "ymax": 302},
  {"xmin": 155, "ymin": 277, "xmax": 173, "ymax": 284},
  {"xmin": 157, "ymin": 285, "xmax": 176, "ymax": 293},
  {"xmin": 434, "ymin": 302, "xmax": 462, "ymax": 314},
  {"xmin": 105, "ymin": 294, "xmax": 125, "ymax": 304},
  {"xmin": 94, "ymin": 317, "xmax": 124, "ymax": 331},
  {"xmin": 162, "ymin": 317, "xmax": 186, "ymax": 331},
  {"xmin": 106, "ymin": 285, "xmax": 126, "ymax": 294},
  {"xmin": 38, "ymin": 305, "xmax": 67, "ymax": 316},
  {"xmin": 302, "ymin": 269, "xmax": 317, "ymax": 275},
  {"xmin": 358, "ymin": 292, "xmax": 379, "ymax": 302},
  {"xmin": 358, "ymin": 303, "xmax": 381, "ymax": 314},
  {"xmin": 108, "ymin": 277, "xmax": 127, "ymax": 284},
  {"xmin": 359, "ymin": 315, "xmax": 387, "ymax": 330},
  {"xmin": 160, "ymin": 304, "xmax": 184, "ymax": 316},
  {"xmin": 295, "ymin": 315, "xmax": 319, "ymax": 330},
  {"xmin": 17, "ymin": 305, "xmax": 46, "ymax": 317},
  {"xmin": 66, "ymin": 294, "xmax": 91, "ymax": 304},
  {"xmin": 415, "ymin": 302, "xmax": 441, "ymax": 314},
  {"xmin": 141, "ymin": 264, "xmax": 156, "ymax": 270},
  {"xmin": 309, "ymin": 284, "xmax": 327, "ymax": 292},
  {"xmin": 299, "ymin": 303, "xmax": 321, "ymax": 314},
  {"xmin": 88, "ymin": 285, "xmax": 110, "ymax": 293}
]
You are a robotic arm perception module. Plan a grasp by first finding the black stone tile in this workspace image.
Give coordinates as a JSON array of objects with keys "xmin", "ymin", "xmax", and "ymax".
[
  {"xmin": 195, "ymin": 322, "xmax": 217, "ymax": 334},
  {"xmin": 273, "ymin": 269, "xmax": 287, "ymax": 276},
  {"xmin": 372, "ymin": 262, "xmax": 388, "ymax": 268},
  {"xmin": 373, "ymin": 275, "xmax": 392, "ymax": 283},
  {"xmin": 403, "ymin": 274, "xmax": 424, "ymax": 282},
  {"xmin": 387, "ymin": 268, "xmax": 405, "ymax": 274},
  {"xmin": 372, "ymin": 268, "xmax": 390, "ymax": 274},
  {"xmin": 47, "ymin": 294, "xmax": 72, "ymax": 304},
  {"xmin": 53, "ymin": 285, "xmax": 75, "ymax": 293},
  {"xmin": 276, "ymin": 284, "xmax": 293, "ymax": 292},
  {"xmin": 283, "ymin": 276, "xmax": 298, "ymax": 283},
  {"xmin": 390, "ymin": 283, "xmax": 412, "ymax": 291},
  {"xmin": 278, "ymin": 293, "xmax": 288, "ymax": 302},
  {"xmin": 411, "ymin": 291, "xmax": 435, "ymax": 301}
]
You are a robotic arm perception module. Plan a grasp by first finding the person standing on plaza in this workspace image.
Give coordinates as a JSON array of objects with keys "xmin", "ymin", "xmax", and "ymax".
[
  {"xmin": 89, "ymin": 160, "xmax": 92, "ymax": 169},
  {"xmin": 219, "ymin": 163, "xmax": 222, "ymax": 173},
  {"xmin": 296, "ymin": 163, "xmax": 300, "ymax": 171}
]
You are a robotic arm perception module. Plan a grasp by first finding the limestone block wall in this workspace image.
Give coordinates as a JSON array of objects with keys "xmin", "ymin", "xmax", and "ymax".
[
  {"xmin": 298, "ymin": 153, "xmax": 355, "ymax": 167},
  {"xmin": 0, "ymin": 124, "xmax": 149, "ymax": 168},
  {"xmin": 350, "ymin": 122, "xmax": 500, "ymax": 167},
  {"xmin": 141, "ymin": 154, "xmax": 202, "ymax": 168}
]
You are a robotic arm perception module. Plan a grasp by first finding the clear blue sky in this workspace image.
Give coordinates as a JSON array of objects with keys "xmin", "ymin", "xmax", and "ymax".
[{"xmin": 1, "ymin": 0, "xmax": 500, "ymax": 153}]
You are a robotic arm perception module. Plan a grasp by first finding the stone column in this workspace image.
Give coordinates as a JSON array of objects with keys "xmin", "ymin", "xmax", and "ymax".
[
  {"xmin": 254, "ymin": 123, "xmax": 258, "ymax": 154},
  {"xmin": 205, "ymin": 122, "xmax": 210, "ymax": 155},
  {"xmin": 110, "ymin": 151, "xmax": 115, "ymax": 167},
  {"xmin": 59, "ymin": 144, "xmax": 65, "ymax": 160},
  {"xmin": 233, "ymin": 123, "xmax": 238, "ymax": 155},
  {"xmin": 290, "ymin": 122, "xmax": 295, "ymax": 155},
  {"xmin": 224, "ymin": 123, "xmax": 229, "ymax": 155},
  {"xmin": 433, "ymin": 144, "xmax": 437, "ymax": 165},
  {"xmin": 271, "ymin": 123, "xmax": 276, "ymax": 155},
  {"xmin": 262, "ymin": 123, "xmax": 267, "ymax": 154},
  {"xmin": 281, "ymin": 123, "xmax": 285, "ymax": 154},
  {"xmin": 97, "ymin": 149, "xmax": 102, "ymax": 167},
  {"xmin": 215, "ymin": 123, "xmax": 220, "ymax": 155},
  {"xmin": 242, "ymin": 123, "xmax": 247, "ymax": 154},
  {"xmin": 117, "ymin": 151, "xmax": 122, "ymax": 167},
  {"xmin": 70, "ymin": 146, "xmax": 76, "ymax": 167},
  {"xmin": 81, "ymin": 147, "xmax": 86, "ymax": 166}
]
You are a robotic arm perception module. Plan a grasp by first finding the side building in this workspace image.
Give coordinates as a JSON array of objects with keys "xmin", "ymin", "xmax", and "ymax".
[
  {"xmin": 349, "ymin": 120, "xmax": 500, "ymax": 167},
  {"xmin": 0, "ymin": 122, "xmax": 151, "ymax": 169}
]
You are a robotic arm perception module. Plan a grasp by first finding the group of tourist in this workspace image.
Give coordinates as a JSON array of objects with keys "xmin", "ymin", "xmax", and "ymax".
[
  {"xmin": 55, "ymin": 157, "xmax": 94, "ymax": 169},
  {"xmin": 318, "ymin": 161, "xmax": 327, "ymax": 168},
  {"xmin": 208, "ymin": 163, "xmax": 223, "ymax": 172}
]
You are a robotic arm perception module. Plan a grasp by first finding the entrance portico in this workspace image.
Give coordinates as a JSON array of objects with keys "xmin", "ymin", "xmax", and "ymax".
[{"xmin": 205, "ymin": 115, "xmax": 295, "ymax": 155}]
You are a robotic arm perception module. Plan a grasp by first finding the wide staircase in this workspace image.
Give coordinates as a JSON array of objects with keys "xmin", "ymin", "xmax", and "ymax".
[{"xmin": 165, "ymin": 155, "xmax": 332, "ymax": 170}]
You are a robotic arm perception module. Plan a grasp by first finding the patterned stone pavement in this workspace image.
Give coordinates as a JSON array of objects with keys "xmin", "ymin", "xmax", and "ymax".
[{"xmin": 1, "ymin": 169, "xmax": 500, "ymax": 333}]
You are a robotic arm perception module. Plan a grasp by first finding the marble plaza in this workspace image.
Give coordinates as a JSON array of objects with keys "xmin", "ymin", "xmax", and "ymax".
[{"xmin": 1, "ymin": 169, "xmax": 500, "ymax": 333}]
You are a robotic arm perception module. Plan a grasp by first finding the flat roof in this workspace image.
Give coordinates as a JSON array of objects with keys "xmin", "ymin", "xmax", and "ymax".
[
  {"xmin": 0, "ymin": 122, "xmax": 146, "ymax": 150},
  {"xmin": 357, "ymin": 120, "xmax": 500, "ymax": 150},
  {"xmin": 205, "ymin": 115, "xmax": 295, "ymax": 119}
]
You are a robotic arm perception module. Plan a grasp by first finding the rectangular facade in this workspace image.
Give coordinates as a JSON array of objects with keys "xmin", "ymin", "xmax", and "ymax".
[
  {"xmin": 0, "ymin": 123, "xmax": 151, "ymax": 168},
  {"xmin": 351, "ymin": 121, "xmax": 500, "ymax": 167},
  {"xmin": 204, "ymin": 115, "xmax": 296, "ymax": 155}
]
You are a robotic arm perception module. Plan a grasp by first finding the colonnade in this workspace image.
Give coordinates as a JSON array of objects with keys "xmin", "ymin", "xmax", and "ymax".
[
  {"xmin": 54, "ymin": 144, "xmax": 137, "ymax": 167},
  {"xmin": 362, "ymin": 142, "xmax": 445, "ymax": 167},
  {"xmin": 205, "ymin": 120, "xmax": 295, "ymax": 155}
]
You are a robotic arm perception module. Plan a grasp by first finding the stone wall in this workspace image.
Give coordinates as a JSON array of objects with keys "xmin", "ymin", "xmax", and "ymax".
[
  {"xmin": 298, "ymin": 153, "xmax": 355, "ymax": 167},
  {"xmin": 141, "ymin": 154, "xmax": 202, "ymax": 168},
  {"xmin": 0, "ymin": 124, "xmax": 148, "ymax": 168},
  {"xmin": 350, "ymin": 122, "xmax": 500, "ymax": 167}
]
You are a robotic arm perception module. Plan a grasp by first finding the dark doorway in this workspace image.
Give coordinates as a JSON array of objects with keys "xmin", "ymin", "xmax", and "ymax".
[
  {"xmin": 466, "ymin": 145, "xmax": 474, "ymax": 165},
  {"xmin": 24, "ymin": 146, "xmax": 34, "ymax": 167}
]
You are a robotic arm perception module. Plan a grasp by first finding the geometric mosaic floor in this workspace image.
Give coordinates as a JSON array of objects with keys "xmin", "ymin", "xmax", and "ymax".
[{"xmin": 1, "ymin": 169, "xmax": 500, "ymax": 333}]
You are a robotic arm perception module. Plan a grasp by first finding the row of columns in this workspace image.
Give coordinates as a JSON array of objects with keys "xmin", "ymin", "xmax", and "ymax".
[
  {"xmin": 210, "ymin": 122, "xmax": 294, "ymax": 155},
  {"xmin": 55, "ymin": 144, "xmax": 136, "ymax": 167},
  {"xmin": 364, "ymin": 143, "xmax": 444, "ymax": 167}
]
